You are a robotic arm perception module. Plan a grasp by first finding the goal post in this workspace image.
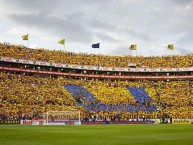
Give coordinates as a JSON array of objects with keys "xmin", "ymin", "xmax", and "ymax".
[{"xmin": 43, "ymin": 110, "xmax": 81, "ymax": 125}]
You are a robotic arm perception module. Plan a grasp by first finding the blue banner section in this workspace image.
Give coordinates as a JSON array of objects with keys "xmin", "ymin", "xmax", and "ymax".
[
  {"xmin": 64, "ymin": 85, "xmax": 157, "ymax": 113},
  {"xmin": 127, "ymin": 87, "xmax": 152, "ymax": 103}
]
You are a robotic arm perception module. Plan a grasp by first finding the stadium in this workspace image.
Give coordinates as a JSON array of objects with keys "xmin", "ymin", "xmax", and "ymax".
[
  {"xmin": 0, "ymin": 43, "xmax": 193, "ymax": 144},
  {"xmin": 0, "ymin": 1, "xmax": 193, "ymax": 145}
]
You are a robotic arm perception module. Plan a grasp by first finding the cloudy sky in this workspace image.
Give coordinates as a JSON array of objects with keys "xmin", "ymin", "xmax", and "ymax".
[{"xmin": 0, "ymin": 0, "xmax": 193, "ymax": 56}]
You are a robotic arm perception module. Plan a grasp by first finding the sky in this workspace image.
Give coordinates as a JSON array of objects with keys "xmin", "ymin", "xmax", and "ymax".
[{"xmin": 0, "ymin": 0, "xmax": 193, "ymax": 56}]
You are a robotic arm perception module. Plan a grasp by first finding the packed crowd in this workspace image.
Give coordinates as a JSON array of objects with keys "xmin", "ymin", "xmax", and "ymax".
[
  {"xmin": 0, "ymin": 72, "xmax": 192, "ymax": 121},
  {"xmin": 152, "ymin": 80, "xmax": 193, "ymax": 119},
  {"xmin": 0, "ymin": 73, "xmax": 84, "ymax": 120},
  {"xmin": 1, "ymin": 43, "xmax": 193, "ymax": 68}
]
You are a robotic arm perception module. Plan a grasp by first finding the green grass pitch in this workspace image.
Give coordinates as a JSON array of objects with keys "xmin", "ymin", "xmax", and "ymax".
[{"xmin": 0, "ymin": 124, "xmax": 193, "ymax": 145}]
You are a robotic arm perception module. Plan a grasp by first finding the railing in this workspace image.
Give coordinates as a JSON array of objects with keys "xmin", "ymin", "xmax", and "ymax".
[
  {"xmin": 0, "ymin": 66, "xmax": 193, "ymax": 80},
  {"xmin": 1, "ymin": 56, "xmax": 193, "ymax": 72}
]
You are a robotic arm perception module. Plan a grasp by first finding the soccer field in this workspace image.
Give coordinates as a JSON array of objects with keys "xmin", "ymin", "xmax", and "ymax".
[{"xmin": 0, "ymin": 124, "xmax": 192, "ymax": 145}]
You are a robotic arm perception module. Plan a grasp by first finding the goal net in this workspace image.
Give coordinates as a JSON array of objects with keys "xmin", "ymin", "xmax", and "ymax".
[{"xmin": 43, "ymin": 111, "xmax": 81, "ymax": 125}]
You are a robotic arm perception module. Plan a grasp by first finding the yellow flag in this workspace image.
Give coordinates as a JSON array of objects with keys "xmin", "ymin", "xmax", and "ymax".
[
  {"xmin": 168, "ymin": 44, "xmax": 174, "ymax": 50},
  {"xmin": 22, "ymin": 34, "xmax": 28, "ymax": 40},
  {"xmin": 58, "ymin": 39, "xmax": 65, "ymax": 45},
  {"xmin": 129, "ymin": 44, "xmax": 137, "ymax": 50}
]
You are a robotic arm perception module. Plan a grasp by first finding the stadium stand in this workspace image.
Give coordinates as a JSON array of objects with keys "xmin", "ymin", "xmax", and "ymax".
[
  {"xmin": 0, "ymin": 43, "xmax": 192, "ymax": 122},
  {"xmin": 1, "ymin": 43, "xmax": 193, "ymax": 68},
  {"xmin": 0, "ymin": 73, "xmax": 192, "ymax": 120}
]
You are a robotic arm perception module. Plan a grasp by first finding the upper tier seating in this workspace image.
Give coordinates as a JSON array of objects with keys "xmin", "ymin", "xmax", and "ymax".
[{"xmin": 1, "ymin": 43, "xmax": 193, "ymax": 68}]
